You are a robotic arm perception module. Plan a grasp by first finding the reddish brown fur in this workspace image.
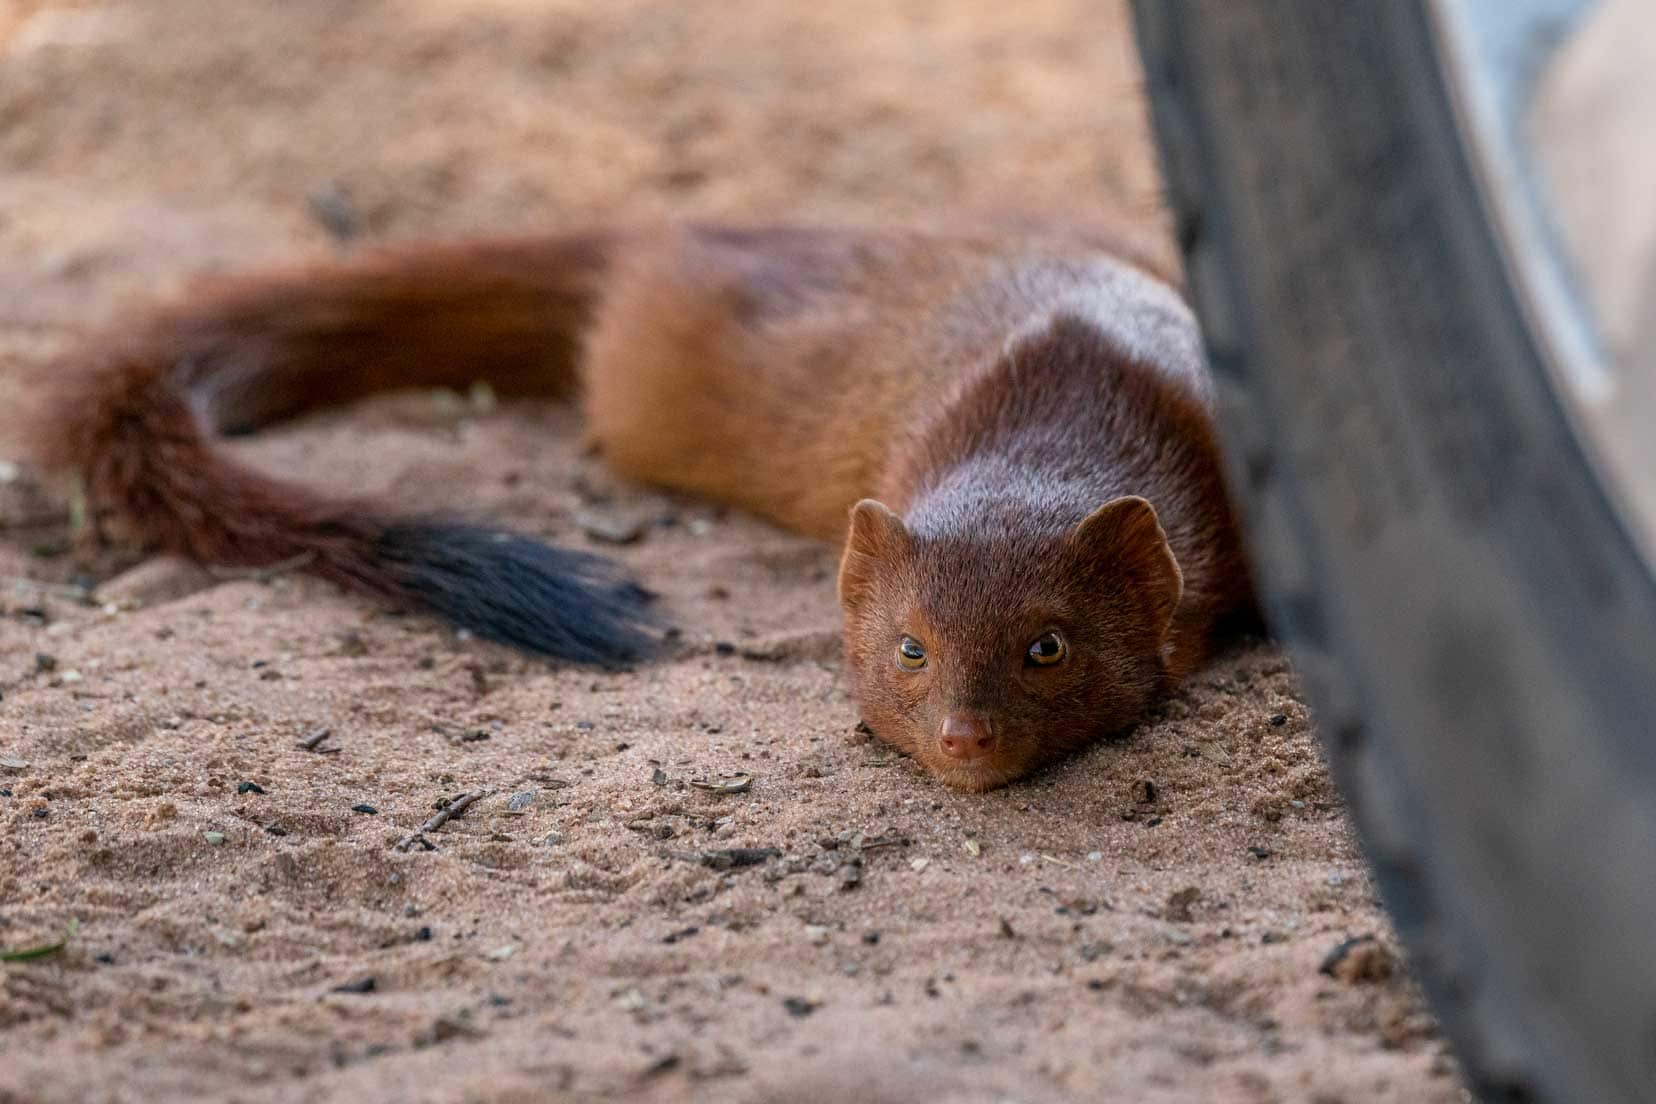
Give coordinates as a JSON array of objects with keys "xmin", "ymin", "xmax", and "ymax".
[
  {"xmin": 35, "ymin": 235, "xmax": 605, "ymax": 595},
  {"xmin": 34, "ymin": 222, "xmax": 1254, "ymax": 790}
]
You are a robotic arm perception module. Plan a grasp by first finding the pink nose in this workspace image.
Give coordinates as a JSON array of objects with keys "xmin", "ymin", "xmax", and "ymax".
[{"xmin": 939, "ymin": 714, "xmax": 996, "ymax": 761}]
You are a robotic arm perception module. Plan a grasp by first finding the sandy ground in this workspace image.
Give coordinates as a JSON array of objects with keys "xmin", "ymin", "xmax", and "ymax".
[{"xmin": 0, "ymin": 2, "xmax": 1466, "ymax": 1101}]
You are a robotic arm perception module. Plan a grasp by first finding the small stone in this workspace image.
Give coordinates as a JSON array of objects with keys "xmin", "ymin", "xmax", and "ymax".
[
  {"xmin": 781, "ymin": 996, "xmax": 820, "ymax": 1018},
  {"xmin": 351, "ymin": 804, "xmax": 378, "ymax": 815},
  {"xmin": 909, "ymin": 857, "xmax": 930, "ymax": 872},
  {"xmin": 237, "ymin": 781, "xmax": 266, "ymax": 795},
  {"xmin": 575, "ymin": 508, "xmax": 647, "ymax": 545},
  {"xmin": 506, "ymin": 789, "xmax": 537, "ymax": 813},
  {"xmin": 33, "ymin": 653, "xmax": 56, "ymax": 672},
  {"xmin": 1269, "ymin": 713, "xmax": 1288, "ymax": 726},
  {"xmin": 306, "ymin": 180, "xmax": 360, "ymax": 244},
  {"xmin": 0, "ymin": 758, "xmax": 28, "ymax": 771},
  {"xmin": 1164, "ymin": 886, "xmax": 1201, "ymax": 923},
  {"xmin": 334, "ymin": 630, "xmax": 369, "ymax": 657},
  {"xmin": 1319, "ymin": 935, "xmax": 1395, "ymax": 983},
  {"xmin": 1085, "ymin": 851, "xmax": 1104, "ymax": 862},
  {"xmin": 203, "ymin": 831, "xmax": 227, "ymax": 846},
  {"xmin": 1130, "ymin": 778, "xmax": 1158, "ymax": 805},
  {"xmin": 331, "ymin": 976, "xmax": 377, "ymax": 994}
]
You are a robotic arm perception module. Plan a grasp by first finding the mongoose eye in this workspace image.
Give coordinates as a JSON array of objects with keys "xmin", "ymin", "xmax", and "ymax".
[
  {"xmin": 896, "ymin": 635, "xmax": 928, "ymax": 670},
  {"xmin": 1026, "ymin": 631, "xmax": 1067, "ymax": 667}
]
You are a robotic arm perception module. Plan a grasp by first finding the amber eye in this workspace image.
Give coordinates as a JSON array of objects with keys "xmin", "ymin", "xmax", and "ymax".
[
  {"xmin": 897, "ymin": 635, "xmax": 928, "ymax": 670},
  {"xmin": 1026, "ymin": 631, "xmax": 1067, "ymax": 667}
]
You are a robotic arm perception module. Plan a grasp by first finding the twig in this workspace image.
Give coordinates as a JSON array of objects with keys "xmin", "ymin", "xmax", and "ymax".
[
  {"xmin": 394, "ymin": 787, "xmax": 496, "ymax": 852},
  {"xmin": 297, "ymin": 726, "xmax": 333, "ymax": 752},
  {"xmin": 206, "ymin": 551, "xmax": 316, "ymax": 583},
  {"xmin": 1, "ymin": 575, "xmax": 93, "ymax": 602}
]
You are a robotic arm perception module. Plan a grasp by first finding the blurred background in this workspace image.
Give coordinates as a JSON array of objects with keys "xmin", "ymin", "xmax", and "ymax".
[{"xmin": 0, "ymin": 0, "xmax": 1168, "ymax": 332}]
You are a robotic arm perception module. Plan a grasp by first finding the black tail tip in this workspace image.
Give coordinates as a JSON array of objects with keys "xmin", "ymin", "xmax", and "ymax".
[{"xmin": 374, "ymin": 520, "xmax": 661, "ymax": 667}]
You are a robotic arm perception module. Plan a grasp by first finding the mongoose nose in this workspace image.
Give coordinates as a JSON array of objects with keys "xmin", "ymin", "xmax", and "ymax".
[{"xmin": 939, "ymin": 714, "xmax": 996, "ymax": 760}]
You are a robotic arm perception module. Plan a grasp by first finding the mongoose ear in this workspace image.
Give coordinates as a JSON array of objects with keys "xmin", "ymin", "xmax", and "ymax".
[
  {"xmin": 838, "ymin": 499, "xmax": 910, "ymax": 609},
  {"xmin": 1069, "ymin": 496, "xmax": 1184, "ymax": 638}
]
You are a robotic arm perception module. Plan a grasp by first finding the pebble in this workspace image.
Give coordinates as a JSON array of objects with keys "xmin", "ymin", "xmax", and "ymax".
[
  {"xmin": 237, "ymin": 782, "xmax": 266, "ymax": 795},
  {"xmin": 306, "ymin": 180, "xmax": 360, "ymax": 244},
  {"xmin": 203, "ymin": 831, "xmax": 226, "ymax": 845},
  {"xmin": 1319, "ymin": 935, "xmax": 1395, "ymax": 983},
  {"xmin": 352, "ymin": 804, "xmax": 379, "ymax": 815},
  {"xmin": 1163, "ymin": 886, "xmax": 1201, "ymax": 923},
  {"xmin": 575, "ymin": 508, "xmax": 647, "ymax": 545},
  {"xmin": 332, "ymin": 976, "xmax": 377, "ymax": 994}
]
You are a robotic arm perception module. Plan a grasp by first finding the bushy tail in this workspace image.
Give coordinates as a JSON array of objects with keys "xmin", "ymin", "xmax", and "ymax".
[{"xmin": 34, "ymin": 234, "xmax": 658, "ymax": 665}]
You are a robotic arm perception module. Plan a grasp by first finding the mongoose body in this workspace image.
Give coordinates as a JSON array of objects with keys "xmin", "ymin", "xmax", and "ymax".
[{"xmin": 37, "ymin": 223, "xmax": 1254, "ymax": 790}]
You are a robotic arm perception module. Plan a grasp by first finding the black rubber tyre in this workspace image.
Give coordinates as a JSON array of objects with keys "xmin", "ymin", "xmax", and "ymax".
[{"xmin": 1129, "ymin": 5, "xmax": 1656, "ymax": 1102}]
